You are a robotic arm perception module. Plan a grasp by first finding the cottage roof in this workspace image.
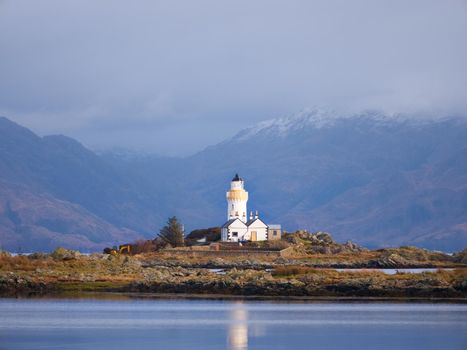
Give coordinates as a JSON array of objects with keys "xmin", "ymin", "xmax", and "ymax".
[
  {"xmin": 268, "ymin": 224, "xmax": 282, "ymax": 229},
  {"xmin": 246, "ymin": 217, "xmax": 268, "ymax": 227},
  {"xmin": 221, "ymin": 218, "xmax": 246, "ymax": 228}
]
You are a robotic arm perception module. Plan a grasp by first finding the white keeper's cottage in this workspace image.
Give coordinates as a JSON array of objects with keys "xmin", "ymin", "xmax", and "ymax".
[{"xmin": 221, "ymin": 174, "xmax": 281, "ymax": 242}]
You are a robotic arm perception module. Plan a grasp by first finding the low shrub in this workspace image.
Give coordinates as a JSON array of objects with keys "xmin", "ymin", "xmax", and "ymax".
[{"xmin": 131, "ymin": 240, "xmax": 158, "ymax": 254}]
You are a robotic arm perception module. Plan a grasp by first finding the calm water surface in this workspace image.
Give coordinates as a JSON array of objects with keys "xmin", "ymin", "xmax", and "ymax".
[{"xmin": 0, "ymin": 297, "xmax": 466, "ymax": 350}]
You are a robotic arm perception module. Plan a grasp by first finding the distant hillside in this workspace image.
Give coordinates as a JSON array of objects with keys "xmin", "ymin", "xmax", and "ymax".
[
  {"xmin": 0, "ymin": 111, "xmax": 466, "ymax": 252},
  {"xmin": 0, "ymin": 117, "xmax": 146, "ymax": 251}
]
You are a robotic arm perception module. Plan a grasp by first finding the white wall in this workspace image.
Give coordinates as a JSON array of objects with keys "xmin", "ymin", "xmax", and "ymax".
[
  {"xmin": 223, "ymin": 220, "xmax": 248, "ymax": 242},
  {"xmin": 246, "ymin": 221, "xmax": 268, "ymax": 241}
]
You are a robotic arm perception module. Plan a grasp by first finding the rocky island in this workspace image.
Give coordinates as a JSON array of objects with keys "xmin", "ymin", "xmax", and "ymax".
[{"xmin": 1, "ymin": 232, "xmax": 466, "ymax": 300}]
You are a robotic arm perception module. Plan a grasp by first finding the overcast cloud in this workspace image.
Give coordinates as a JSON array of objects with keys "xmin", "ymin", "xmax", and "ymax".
[{"xmin": 1, "ymin": 0, "xmax": 466, "ymax": 155}]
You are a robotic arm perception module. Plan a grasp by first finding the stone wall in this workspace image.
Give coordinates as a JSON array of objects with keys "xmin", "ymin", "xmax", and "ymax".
[{"xmin": 165, "ymin": 246, "xmax": 294, "ymax": 258}]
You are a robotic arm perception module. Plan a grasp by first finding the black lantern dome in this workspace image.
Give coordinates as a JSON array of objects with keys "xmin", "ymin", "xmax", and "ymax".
[{"xmin": 232, "ymin": 173, "xmax": 242, "ymax": 182}]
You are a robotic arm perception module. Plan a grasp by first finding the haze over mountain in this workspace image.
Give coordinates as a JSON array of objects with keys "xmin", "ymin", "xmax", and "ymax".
[
  {"xmin": 0, "ymin": 110, "xmax": 466, "ymax": 252},
  {"xmin": 2, "ymin": 1, "xmax": 467, "ymax": 155}
]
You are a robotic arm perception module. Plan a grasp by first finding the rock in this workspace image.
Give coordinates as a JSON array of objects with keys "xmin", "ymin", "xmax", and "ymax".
[
  {"xmin": 315, "ymin": 232, "xmax": 334, "ymax": 244},
  {"xmin": 274, "ymin": 257, "xmax": 289, "ymax": 264},
  {"xmin": 122, "ymin": 256, "xmax": 142, "ymax": 271},
  {"xmin": 51, "ymin": 247, "xmax": 80, "ymax": 261},
  {"xmin": 343, "ymin": 241, "xmax": 367, "ymax": 252},
  {"xmin": 453, "ymin": 248, "xmax": 467, "ymax": 264},
  {"xmin": 454, "ymin": 278, "xmax": 467, "ymax": 292},
  {"xmin": 369, "ymin": 253, "xmax": 410, "ymax": 268}
]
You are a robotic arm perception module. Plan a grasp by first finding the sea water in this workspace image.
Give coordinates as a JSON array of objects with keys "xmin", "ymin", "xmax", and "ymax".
[{"xmin": 0, "ymin": 297, "xmax": 466, "ymax": 350}]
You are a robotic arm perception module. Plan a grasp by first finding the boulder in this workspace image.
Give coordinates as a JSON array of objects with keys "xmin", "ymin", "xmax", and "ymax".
[{"xmin": 50, "ymin": 247, "xmax": 80, "ymax": 261}]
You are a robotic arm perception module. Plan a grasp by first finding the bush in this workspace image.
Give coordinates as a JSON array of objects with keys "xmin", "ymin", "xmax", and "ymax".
[
  {"xmin": 28, "ymin": 252, "xmax": 49, "ymax": 260},
  {"xmin": 185, "ymin": 227, "xmax": 221, "ymax": 246},
  {"xmin": 131, "ymin": 240, "xmax": 157, "ymax": 254}
]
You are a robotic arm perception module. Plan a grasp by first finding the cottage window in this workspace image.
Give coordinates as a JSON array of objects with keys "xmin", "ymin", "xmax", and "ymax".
[
  {"xmin": 232, "ymin": 232, "xmax": 238, "ymax": 237},
  {"xmin": 273, "ymin": 230, "xmax": 278, "ymax": 236}
]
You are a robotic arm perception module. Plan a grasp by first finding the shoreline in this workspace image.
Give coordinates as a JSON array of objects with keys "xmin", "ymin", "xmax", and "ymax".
[
  {"xmin": 2, "ymin": 249, "xmax": 466, "ymax": 302},
  {"xmin": 1, "ymin": 276, "xmax": 466, "ymax": 301},
  {"xmin": 2, "ymin": 290, "xmax": 467, "ymax": 304}
]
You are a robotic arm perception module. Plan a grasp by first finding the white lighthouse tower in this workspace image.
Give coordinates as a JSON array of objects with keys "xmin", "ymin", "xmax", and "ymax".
[
  {"xmin": 221, "ymin": 174, "xmax": 273, "ymax": 242},
  {"xmin": 226, "ymin": 173, "xmax": 248, "ymax": 222}
]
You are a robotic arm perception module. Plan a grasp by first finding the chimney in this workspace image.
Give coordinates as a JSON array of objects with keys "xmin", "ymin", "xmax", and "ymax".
[
  {"xmin": 249, "ymin": 211, "xmax": 253, "ymax": 220},
  {"xmin": 255, "ymin": 210, "xmax": 258, "ymax": 219}
]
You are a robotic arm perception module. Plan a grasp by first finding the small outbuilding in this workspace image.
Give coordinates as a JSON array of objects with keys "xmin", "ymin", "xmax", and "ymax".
[{"xmin": 267, "ymin": 225, "xmax": 282, "ymax": 240}]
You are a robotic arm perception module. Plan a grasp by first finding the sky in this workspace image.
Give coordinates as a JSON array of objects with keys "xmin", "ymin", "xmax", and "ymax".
[{"xmin": 1, "ymin": 0, "xmax": 467, "ymax": 156}]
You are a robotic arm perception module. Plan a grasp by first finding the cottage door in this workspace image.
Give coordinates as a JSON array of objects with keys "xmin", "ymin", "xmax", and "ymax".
[{"xmin": 251, "ymin": 231, "xmax": 257, "ymax": 241}]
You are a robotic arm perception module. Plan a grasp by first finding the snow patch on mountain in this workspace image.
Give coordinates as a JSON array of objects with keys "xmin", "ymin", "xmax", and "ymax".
[
  {"xmin": 232, "ymin": 108, "xmax": 464, "ymax": 142},
  {"xmin": 234, "ymin": 108, "xmax": 381, "ymax": 141}
]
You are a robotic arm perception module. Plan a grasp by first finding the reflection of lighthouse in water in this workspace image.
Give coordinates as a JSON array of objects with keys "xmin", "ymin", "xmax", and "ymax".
[{"xmin": 228, "ymin": 302, "xmax": 248, "ymax": 350}]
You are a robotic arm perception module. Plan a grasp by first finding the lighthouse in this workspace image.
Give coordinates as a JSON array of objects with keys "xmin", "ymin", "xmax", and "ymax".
[
  {"xmin": 221, "ymin": 174, "xmax": 277, "ymax": 242},
  {"xmin": 226, "ymin": 173, "xmax": 248, "ymax": 222}
]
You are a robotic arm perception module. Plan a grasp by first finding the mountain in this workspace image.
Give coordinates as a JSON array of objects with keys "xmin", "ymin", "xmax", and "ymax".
[
  {"xmin": 0, "ymin": 110, "xmax": 466, "ymax": 252},
  {"xmin": 178, "ymin": 109, "xmax": 467, "ymax": 251},
  {"xmin": 0, "ymin": 117, "xmax": 145, "ymax": 251}
]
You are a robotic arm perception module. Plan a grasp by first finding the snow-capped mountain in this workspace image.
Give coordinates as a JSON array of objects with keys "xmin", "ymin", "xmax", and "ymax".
[
  {"xmin": 237, "ymin": 108, "xmax": 341, "ymax": 140},
  {"xmin": 235, "ymin": 108, "xmax": 460, "ymax": 142},
  {"xmin": 1, "ymin": 111, "xmax": 466, "ymax": 251},
  {"xmin": 192, "ymin": 110, "xmax": 467, "ymax": 251}
]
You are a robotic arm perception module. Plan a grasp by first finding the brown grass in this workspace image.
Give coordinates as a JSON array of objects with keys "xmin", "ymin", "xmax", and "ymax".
[
  {"xmin": 272, "ymin": 265, "xmax": 466, "ymax": 282},
  {"xmin": 272, "ymin": 265, "xmax": 318, "ymax": 276},
  {"xmin": 0, "ymin": 253, "xmax": 56, "ymax": 272}
]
